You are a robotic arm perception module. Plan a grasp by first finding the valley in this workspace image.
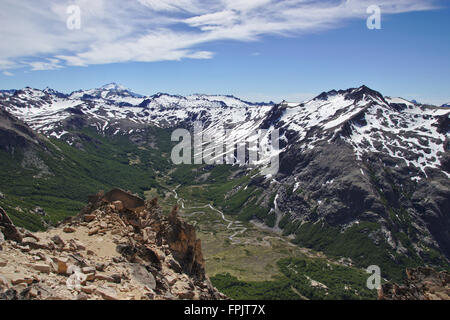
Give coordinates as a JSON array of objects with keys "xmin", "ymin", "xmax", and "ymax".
[{"xmin": 1, "ymin": 83, "xmax": 449, "ymax": 299}]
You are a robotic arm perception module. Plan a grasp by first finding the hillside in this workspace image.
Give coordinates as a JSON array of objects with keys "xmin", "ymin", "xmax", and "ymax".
[{"xmin": 0, "ymin": 83, "xmax": 449, "ymax": 287}]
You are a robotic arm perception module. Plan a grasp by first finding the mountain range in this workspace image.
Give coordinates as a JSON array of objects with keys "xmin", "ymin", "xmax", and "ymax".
[{"xmin": 0, "ymin": 83, "xmax": 449, "ymax": 282}]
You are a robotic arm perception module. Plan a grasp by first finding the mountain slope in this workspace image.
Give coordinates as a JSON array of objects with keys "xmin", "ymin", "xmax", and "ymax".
[
  {"xmin": 0, "ymin": 190, "xmax": 225, "ymax": 300},
  {"xmin": 1, "ymin": 84, "xmax": 449, "ymax": 281}
]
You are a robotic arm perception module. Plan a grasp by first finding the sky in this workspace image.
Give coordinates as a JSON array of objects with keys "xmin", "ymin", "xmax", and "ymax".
[{"xmin": 0, "ymin": 0, "xmax": 449, "ymax": 105}]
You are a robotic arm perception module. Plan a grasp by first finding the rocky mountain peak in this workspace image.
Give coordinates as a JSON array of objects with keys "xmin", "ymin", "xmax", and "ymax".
[{"xmin": 0, "ymin": 189, "xmax": 225, "ymax": 300}]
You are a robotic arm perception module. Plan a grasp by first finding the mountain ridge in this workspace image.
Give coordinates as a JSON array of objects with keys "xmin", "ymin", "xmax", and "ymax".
[{"xmin": 1, "ymin": 83, "xmax": 449, "ymax": 283}]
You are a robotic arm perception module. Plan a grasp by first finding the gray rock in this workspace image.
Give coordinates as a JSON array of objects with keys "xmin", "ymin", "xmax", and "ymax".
[{"xmin": 129, "ymin": 263, "xmax": 156, "ymax": 290}]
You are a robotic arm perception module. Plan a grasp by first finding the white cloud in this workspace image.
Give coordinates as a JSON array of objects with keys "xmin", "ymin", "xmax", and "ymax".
[
  {"xmin": 0, "ymin": 0, "xmax": 439, "ymax": 71},
  {"xmin": 2, "ymin": 71, "xmax": 14, "ymax": 76},
  {"xmin": 26, "ymin": 58, "xmax": 62, "ymax": 71}
]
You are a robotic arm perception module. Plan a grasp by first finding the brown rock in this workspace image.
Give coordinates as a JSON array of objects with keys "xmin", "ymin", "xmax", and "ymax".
[
  {"xmin": 11, "ymin": 275, "xmax": 33, "ymax": 285},
  {"xmin": 56, "ymin": 258, "xmax": 69, "ymax": 274},
  {"xmin": 81, "ymin": 285, "xmax": 96, "ymax": 294},
  {"xmin": 63, "ymin": 227, "xmax": 76, "ymax": 234},
  {"xmin": 95, "ymin": 273, "xmax": 116, "ymax": 282},
  {"xmin": 95, "ymin": 286, "xmax": 119, "ymax": 300},
  {"xmin": 82, "ymin": 267, "xmax": 96, "ymax": 274},
  {"xmin": 31, "ymin": 263, "xmax": 51, "ymax": 274},
  {"xmin": 380, "ymin": 267, "xmax": 450, "ymax": 300},
  {"xmin": 84, "ymin": 214, "xmax": 96, "ymax": 223},
  {"xmin": 88, "ymin": 227, "xmax": 100, "ymax": 236}
]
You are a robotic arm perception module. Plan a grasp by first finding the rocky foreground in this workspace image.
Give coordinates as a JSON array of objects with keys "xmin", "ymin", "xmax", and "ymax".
[
  {"xmin": 0, "ymin": 189, "xmax": 226, "ymax": 300},
  {"xmin": 379, "ymin": 267, "xmax": 450, "ymax": 300}
]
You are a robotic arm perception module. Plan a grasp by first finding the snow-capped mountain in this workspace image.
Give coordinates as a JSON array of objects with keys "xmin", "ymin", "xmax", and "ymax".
[
  {"xmin": 0, "ymin": 84, "xmax": 448, "ymax": 180},
  {"xmin": 1, "ymin": 83, "xmax": 449, "ymax": 274}
]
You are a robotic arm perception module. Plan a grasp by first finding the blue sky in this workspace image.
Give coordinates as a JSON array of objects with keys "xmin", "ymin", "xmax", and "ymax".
[{"xmin": 0, "ymin": 0, "xmax": 449, "ymax": 105}]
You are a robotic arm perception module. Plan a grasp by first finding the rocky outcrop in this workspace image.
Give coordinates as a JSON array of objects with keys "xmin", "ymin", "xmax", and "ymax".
[
  {"xmin": 0, "ymin": 207, "xmax": 23, "ymax": 243},
  {"xmin": 379, "ymin": 268, "xmax": 450, "ymax": 300},
  {"xmin": 0, "ymin": 191, "xmax": 226, "ymax": 300}
]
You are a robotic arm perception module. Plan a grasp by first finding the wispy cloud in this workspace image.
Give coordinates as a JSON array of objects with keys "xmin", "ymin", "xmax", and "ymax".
[
  {"xmin": 2, "ymin": 71, "xmax": 14, "ymax": 76},
  {"xmin": 0, "ymin": 0, "xmax": 439, "ymax": 71}
]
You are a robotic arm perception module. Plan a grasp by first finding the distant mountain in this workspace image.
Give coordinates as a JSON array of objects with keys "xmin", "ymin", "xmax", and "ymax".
[
  {"xmin": 442, "ymin": 103, "xmax": 450, "ymax": 108},
  {"xmin": 1, "ymin": 84, "xmax": 449, "ymax": 281}
]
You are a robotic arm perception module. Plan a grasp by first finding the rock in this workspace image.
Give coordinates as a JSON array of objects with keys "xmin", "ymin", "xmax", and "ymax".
[
  {"xmin": 165, "ymin": 274, "xmax": 178, "ymax": 286},
  {"xmin": 379, "ymin": 267, "xmax": 450, "ymax": 300},
  {"xmin": 63, "ymin": 227, "xmax": 76, "ymax": 233},
  {"xmin": 32, "ymin": 207, "xmax": 46, "ymax": 217},
  {"xmin": 0, "ymin": 258, "xmax": 6, "ymax": 267},
  {"xmin": 50, "ymin": 235, "xmax": 65, "ymax": 247},
  {"xmin": 10, "ymin": 275, "xmax": 33, "ymax": 285},
  {"xmin": 95, "ymin": 273, "xmax": 114, "ymax": 282},
  {"xmin": 95, "ymin": 263, "xmax": 106, "ymax": 272},
  {"xmin": 56, "ymin": 258, "xmax": 69, "ymax": 274},
  {"xmin": 130, "ymin": 264, "xmax": 156, "ymax": 290},
  {"xmin": 88, "ymin": 227, "xmax": 100, "ymax": 236},
  {"xmin": 76, "ymin": 293, "xmax": 88, "ymax": 300},
  {"xmin": 0, "ymin": 192, "xmax": 4, "ymax": 200},
  {"xmin": 82, "ymin": 267, "xmax": 96, "ymax": 275},
  {"xmin": 172, "ymin": 280, "xmax": 195, "ymax": 299},
  {"xmin": 101, "ymin": 189, "xmax": 145, "ymax": 211},
  {"xmin": 99, "ymin": 221, "xmax": 108, "ymax": 229},
  {"xmin": 84, "ymin": 214, "xmax": 96, "ymax": 223},
  {"xmin": 73, "ymin": 240, "xmax": 86, "ymax": 251},
  {"xmin": 0, "ymin": 231, "xmax": 4, "ymax": 243},
  {"xmin": 0, "ymin": 207, "xmax": 23, "ymax": 243},
  {"xmin": 18, "ymin": 245, "xmax": 31, "ymax": 252},
  {"xmin": 0, "ymin": 274, "xmax": 10, "ymax": 289},
  {"xmin": 112, "ymin": 201, "xmax": 124, "ymax": 211},
  {"xmin": 95, "ymin": 286, "xmax": 119, "ymax": 300},
  {"xmin": 166, "ymin": 207, "xmax": 205, "ymax": 279},
  {"xmin": 31, "ymin": 263, "xmax": 51, "ymax": 274},
  {"xmin": 22, "ymin": 237, "xmax": 37, "ymax": 245},
  {"xmin": 81, "ymin": 285, "xmax": 96, "ymax": 294}
]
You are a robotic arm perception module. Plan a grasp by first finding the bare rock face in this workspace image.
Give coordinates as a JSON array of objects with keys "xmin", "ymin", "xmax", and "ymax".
[
  {"xmin": 164, "ymin": 206, "xmax": 205, "ymax": 279},
  {"xmin": 0, "ymin": 207, "xmax": 23, "ymax": 243},
  {"xmin": 379, "ymin": 267, "xmax": 450, "ymax": 300},
  {"xmin": 0, "ymin": 190, "xmax": 226, "ymax": 300}
]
